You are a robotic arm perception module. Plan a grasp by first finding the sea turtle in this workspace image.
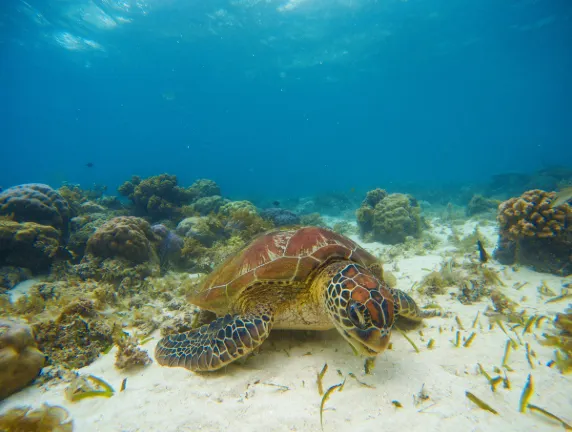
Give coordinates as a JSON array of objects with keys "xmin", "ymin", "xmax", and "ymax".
[{"xmin": 156, "ymin": 227, "xmax": 437, "ymax": 372}]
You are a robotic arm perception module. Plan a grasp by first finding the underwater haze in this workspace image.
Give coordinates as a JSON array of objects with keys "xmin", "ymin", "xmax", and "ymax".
[
  {"xmin": 2, "ymin": 2, "xmax": 572, "ymax": 431},
  {"xmin": 1, "ymin": 0, "xmax": 572, "ymax": 199}
]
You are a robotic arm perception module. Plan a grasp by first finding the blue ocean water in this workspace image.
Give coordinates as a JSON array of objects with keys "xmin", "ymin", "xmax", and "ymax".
[{"xmin": 1, "ymin": 0, "xmax": 571, "ymax": 201}]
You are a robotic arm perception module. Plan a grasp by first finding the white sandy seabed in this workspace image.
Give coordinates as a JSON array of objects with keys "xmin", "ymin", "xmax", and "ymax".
[{"xmin": 2, "ymin": 219, "xmax": 571, "ymax": 432}]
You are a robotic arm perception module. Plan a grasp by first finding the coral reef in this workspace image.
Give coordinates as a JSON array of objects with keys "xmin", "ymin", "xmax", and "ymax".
[
  {"xmin": 118, "ymin": 174, "xmax": 194, "ymax": 220},
  {"xmin": 332, "ymin": 220, "xmax": 357, "ymax": 236},
  {"xmin": 188, "ymin": 178, "xmax": 221, "ymax": 199},
  {"xmin": 179, "ymin": 208, "xmax": 272, "ymax": 272},
  {"xmin": 114, "ymin": 336, "xmax": 152, "ymax": 370},
  {"xmin": 85, "ymin": 216, "xmax": 159, "ymax": 264},
  {"xmin": 0, "ymin": 404, "xmax": 73, "ymax": 432},
  {"xmin": 485, "ymin": 166, "xmax": 572, "ymax": 199},
  {"xmin": 152, "ymin": 224, "xmax": 184, "ymax": 272},
  {"xmin": 66, "ymin": 214, "xmax": 108, "ymax": 261},
  {"xmin": 0, "ymin": 184, "xmax": 72, "ymax": 239},
  {"xmin": 0, "ymin": 266, "xmax": 32, "ymax": 291},
  {"xmin": 495, "ymin": 189, "xmax": 572, "ymax": 275},
  {"xmin": 299, "ymin": 212, "xmax": 327, "ymax": 227},
  {"xmin": 466, "ymin": 194, "xmax": 500, "ymax": 217},
  {"xmin": 33, "ymin": 298, "xmax": 115, "ymax": 369},
  {"xmin": 260, "ymin": 207, "xmax": 300, "ymax": 226},
  {"xmin": 185, "ymin": 195, "xmax": 228, "ymax": 216},
  {"xmin": 0, "ymin": 318, "xmax": 45, "ymax": 400},
  {"xmin": 0, "ymin": 220, "xmax": 62, "ymax": 272},
  {"xmin": 356, "ymin": 190, "xmax": 423, "ymax": 244},
  {"xmin": 218, "ymin": 200, "xmax": 257, "ymax": 216}
]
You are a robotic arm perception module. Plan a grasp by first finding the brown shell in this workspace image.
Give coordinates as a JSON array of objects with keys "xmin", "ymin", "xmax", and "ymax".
[{"xmin": 190, "ymin": 226, "xmax": 379, "ymax": 310}]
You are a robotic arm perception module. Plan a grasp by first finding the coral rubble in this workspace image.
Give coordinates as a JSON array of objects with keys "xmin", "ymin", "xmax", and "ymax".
[{"xmin": 114, "ymin": 336, "xmax": 152, "ymax": 370}]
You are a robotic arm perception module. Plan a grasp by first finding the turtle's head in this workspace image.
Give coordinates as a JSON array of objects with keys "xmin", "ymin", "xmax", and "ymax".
[{"xmin": 322, "ymin": 263, "xmax": 395, "ymax": 356}]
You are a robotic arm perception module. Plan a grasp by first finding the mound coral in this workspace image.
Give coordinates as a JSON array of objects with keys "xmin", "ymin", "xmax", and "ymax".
[
  {"xmin": 188, "ymin": 178, "xmax": 221, "ymax": 199},
  {"xmin": 118, "ymin": 174, "xmax": 194, "ymax": 220},
  {"xmin": 185, "ymin": 195, "xmax": 228, "ymax": 215},
  {"xmin": 356, "ymin": 190, "xmax": 423, "ymax": 244},
  {"xmin": 260, "ymin": 207, "xmax": 300, "ymax": 226},
  {"xmin": 0, "ymin": 220, "xmax": 62, "ymax": 271},
  {"xmin": 86, "ymin": 216, "xmax": 158, "ymax": 264},
  {"xmin": 218, "ymin": 200, "xmax": 257, "ymax": 216},
  {"xmin": 66, "ymin": 214, "xmax": 108, "ymax": 261},
  {"xmin": 494, "ymin": 189, "xmax": 572, "ymax": 275},
  {"xmin": 0, "ymin": 318, "xmax": 45, "ymax": 400},
  {"xmin": 0, "ymin": 184, "xmax": 71, "ymax": 239},
  {"xmin": 466, "ymin": 194, "xmax": 500, "ymax": 216},
  {"xmin": 300, "ymin": 212, "xmax": 327, "ymax": 227}
]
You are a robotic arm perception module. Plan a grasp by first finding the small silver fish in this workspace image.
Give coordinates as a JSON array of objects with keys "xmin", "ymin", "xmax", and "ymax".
[{"xmin": 550, "ymin": 186, "xmax": 572, "ymax": 208}]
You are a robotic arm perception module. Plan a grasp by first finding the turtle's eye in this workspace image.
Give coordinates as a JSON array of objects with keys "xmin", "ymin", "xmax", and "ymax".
[{"xmin": 347, "ymin": 301, "xmax": 370, "ymax": 329}]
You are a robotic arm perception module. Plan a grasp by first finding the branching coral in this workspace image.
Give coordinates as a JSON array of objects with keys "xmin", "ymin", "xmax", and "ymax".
[
  {"xmin": 118, "ymin": 174, "xmax": 194, "ymax": 220},
  {"xmin": 495, "ymin": 190, "xmax": 572, "ymax": 275}
]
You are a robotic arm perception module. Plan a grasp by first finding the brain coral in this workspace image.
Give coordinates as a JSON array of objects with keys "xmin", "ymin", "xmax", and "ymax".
[
  {"xmin": 0, "ymin": 184, "xmax": 71, "ymax": 238},
  {"xmin": 0, "ymin": 220, "xmax": 61, "ymax": 271},
  {"xmin": 86, "ymin": 216, "xmax": 158, "ymax": 264},
  {"xmin": 356, "ymin": 190, "xmax": 423, "ymax": 244},
  {"xmin": 0, "ymin": 318, "xmax": 45, "ymax": 400},
  {"xmin": 495, "ymin": 189, "xmax": 572, "ymax": 275}
]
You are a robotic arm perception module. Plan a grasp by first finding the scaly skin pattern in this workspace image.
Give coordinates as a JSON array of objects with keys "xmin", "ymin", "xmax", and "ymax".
[
  {"xmin": 155, "ymin": 306, "xmax": 274, "ymax": 372},
  {"xmin": 155, "ymin": 227, "xmax": 435, "ymax": 372},
  {"xmin": 314, "ymin": 261, "xmax": 395, "ymax": 355}
]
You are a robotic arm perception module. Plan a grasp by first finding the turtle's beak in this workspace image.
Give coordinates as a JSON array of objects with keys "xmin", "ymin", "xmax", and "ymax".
[{"xmin": 343, "ymin": 328, "xmax": 391, "ymax": 355}]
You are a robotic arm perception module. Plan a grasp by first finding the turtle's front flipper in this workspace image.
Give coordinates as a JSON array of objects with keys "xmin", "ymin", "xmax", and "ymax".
[
  {"xmin": 392, "ymin": 289, "xmax": 440, "ymax": 329},
  {"xmin": 155, "ymin": 312, "xmax": 273, "ymax": 372}
]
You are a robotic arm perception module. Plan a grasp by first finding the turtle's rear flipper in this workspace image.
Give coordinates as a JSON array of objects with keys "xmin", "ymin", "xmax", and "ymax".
[
  {"xmin": 155, "ymin": 312, "xmax": 273, "ymax": 372},
  {"xmin": 392, "ymin": 289, "xmax": 441, "ymax": 329}
]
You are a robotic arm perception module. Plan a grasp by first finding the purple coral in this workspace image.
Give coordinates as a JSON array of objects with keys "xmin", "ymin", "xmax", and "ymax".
[
  {"xmin": 0, "ymin": 183, "xmax": 71, "ymax": 238},
  {"xmin": 152, "ymin": 224, "xmax": 184, "ymax": 269}
]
